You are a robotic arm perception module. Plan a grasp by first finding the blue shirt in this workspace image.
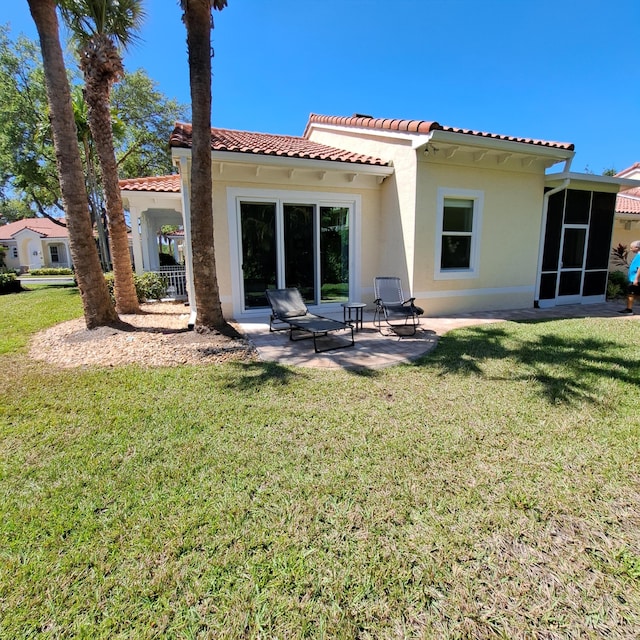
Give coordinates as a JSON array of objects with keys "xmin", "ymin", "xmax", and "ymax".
[{"xmin": 629, "ymin": 252, "xmax": 640, "ymax": 284}]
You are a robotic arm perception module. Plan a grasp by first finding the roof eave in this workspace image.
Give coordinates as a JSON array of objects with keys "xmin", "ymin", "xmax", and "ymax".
[
  {"xmin": 546, "ymin": 172, "xmax": 639, "ymax": 193},
  {"xmin": 427, "ymin": 130, "xmax": 575, "ymax": 160},
  {"xmin": 171, "ymin": 147, "xmax": 394, "ymax": 176}
]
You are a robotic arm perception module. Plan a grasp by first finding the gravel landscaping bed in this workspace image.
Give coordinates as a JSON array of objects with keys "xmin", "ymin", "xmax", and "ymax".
[{"xmin": 29, "ymin": 301, "xmax": 257, "ymax": 368}]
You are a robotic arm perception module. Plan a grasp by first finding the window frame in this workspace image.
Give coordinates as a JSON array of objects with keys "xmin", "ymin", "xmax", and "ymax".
[
  {"xmin": 228, "ymin": 187, "xmax": 360, "ymax": 316},
  {"xmin": 434, "ymin": 187, "xmax": 484, "ymax": 280}
]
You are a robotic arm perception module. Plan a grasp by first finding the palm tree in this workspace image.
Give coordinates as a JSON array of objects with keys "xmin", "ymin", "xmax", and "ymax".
[
  {"xmin": 71, "ymin": 86, "xmax": 111, "ymax": 270},
  {"xmin": 180, "ymin": 0, "xmax": 227, "ymax": 331},
  {"xmin": 60, "ymin": 0, "xmax": 142, "ymax": 314},
  {"xmin": 27, "ymin": 0, "xmax": 118, "ymax": 329}
]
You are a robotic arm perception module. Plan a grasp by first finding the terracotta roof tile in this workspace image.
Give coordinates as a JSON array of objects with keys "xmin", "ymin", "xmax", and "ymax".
[
  {"xmin": 119, "ymin": 175, "xmax": 181, "ymax": 192},
  {"xmin": 169, "ymin": 122, "xmax": 388, "ymax": 167},
  {"xmin": 0, "ymin": 217, "xmax": 68, "ymax": 240},
  {"xmin": 616, "ymin": 187, "xmax": 640, "ymax": 215},
  {"xmin": 305, "ymin": 113, "xmax": 575, "ymax": 151},
  {"xmin": 307, "ymin": 113, "xmax": 440, "ymax": 135},
  {"xmin": 616, "ymin": 162, "xmax": 640, "ymax": 178}
]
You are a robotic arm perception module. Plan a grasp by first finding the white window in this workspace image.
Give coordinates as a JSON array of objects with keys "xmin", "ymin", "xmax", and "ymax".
[
  {"xmin": 50, "ymin": 246, "xmax": 59, "ymax": 263},
  {"xmin": 435, "ymin": 188, "xmax": 483, "ymax": 279}
]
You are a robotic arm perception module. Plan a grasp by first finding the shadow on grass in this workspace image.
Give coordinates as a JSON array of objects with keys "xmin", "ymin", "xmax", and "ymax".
[
  {"xmin": 414, "ymin": 323, "xmax": 640, "ymax": 404},
  {"xmin": 223, "ymin": 360, "xmax": 302, "ymax": 390},
  {"xmin": 21, "ymin": 283, "xmax": 78, "ymax": 293}
]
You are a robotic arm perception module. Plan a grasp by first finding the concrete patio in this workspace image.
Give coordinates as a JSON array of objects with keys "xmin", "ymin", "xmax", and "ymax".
[{"xmin": 238, "ymin": 301, "xmax": 637, "ymax": 370}]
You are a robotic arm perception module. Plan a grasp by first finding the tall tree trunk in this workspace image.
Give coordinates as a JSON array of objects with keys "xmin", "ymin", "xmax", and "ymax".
[
  {"xmin": 27, "ymin": 0, "xmax": 117, "ymax": 329},
  {"xmin": 184, "ymin": 0, "xmax": 224, "ymax": 331},
  {"xmin": 84, "ymin": 60, "xmax": 140, "ymax": 314}
]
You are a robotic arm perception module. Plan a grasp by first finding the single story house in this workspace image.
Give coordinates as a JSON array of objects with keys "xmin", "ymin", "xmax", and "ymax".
[
  {"xmin": 120, "ymin": 113, "xmax": 635, "ymax": 321},
  {"xmin": 0, "ymin": 217, "xmax": 71, "ymax": 273},
  {"xmin": 611, "ymin": 163, "xmax": 640, "ymax": 264}
]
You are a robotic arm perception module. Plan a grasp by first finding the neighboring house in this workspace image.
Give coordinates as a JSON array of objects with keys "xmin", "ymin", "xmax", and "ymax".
[
  {"xmin": 121, "ymin": 114, "xmax": 635, "ymax": 320},
  {"xmin": 611, "ymin": 163, "xmax": 640, "ymax": 268},
  {"xmin": 0, "ymin": 217, "xmax": 71, "ymax": 273}
]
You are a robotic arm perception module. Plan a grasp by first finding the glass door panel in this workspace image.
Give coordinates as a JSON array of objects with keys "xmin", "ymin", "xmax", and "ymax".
[
  {"xmin": 240, "ymin": 202, "xmax": 276, "ymax": 308},
  {"xmin": 558, "ymin": 227, "xmax": 586, "ymax": 300},
  {"xmin": 561, "ymin": 228, "xmax": 586, "ymax": 269},
  {"xmin": 284, "ymin": 204, "xmax": 315, "ymax": 303},
  {"xmin": 320, "ymin": 206, "xmax": 349, "ymax": 302}
]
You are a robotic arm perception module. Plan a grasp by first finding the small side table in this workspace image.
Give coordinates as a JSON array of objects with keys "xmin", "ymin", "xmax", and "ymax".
[{"xmin": 341, "ymin": 302, "xmax": 366, "ymax": 331}]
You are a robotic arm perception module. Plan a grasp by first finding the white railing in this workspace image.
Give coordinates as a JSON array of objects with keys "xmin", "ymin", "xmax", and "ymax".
[{"xmin": 153, "ymin": 267, "xmax": 187, "ymax": 299}]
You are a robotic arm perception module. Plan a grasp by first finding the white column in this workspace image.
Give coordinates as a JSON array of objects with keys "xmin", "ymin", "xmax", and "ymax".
[
  {"xmin": 129, "ymin": 205, "xmax": 144, "ymax": 274},
  {"xmin": 140, "ymin": 211, "xmax": 152, "ymax": 273},
  {"xmin": 177, "ymin": 157, "xmax": 196, "ymax": 326}
]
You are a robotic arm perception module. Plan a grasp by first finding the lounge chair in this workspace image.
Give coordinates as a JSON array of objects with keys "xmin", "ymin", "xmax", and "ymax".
[
  {"xmin": 373, "ymin": 276, "xmax": 424, "ymax": 335},
  {"xmin": 265, "ymin": 287, "xmax": 355, "ymax": 353}
]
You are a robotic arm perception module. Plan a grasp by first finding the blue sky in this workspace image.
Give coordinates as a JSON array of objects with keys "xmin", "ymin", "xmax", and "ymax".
[{"xmin": 5, "ymin": 0, "xmax": 639, "ymax": 174}]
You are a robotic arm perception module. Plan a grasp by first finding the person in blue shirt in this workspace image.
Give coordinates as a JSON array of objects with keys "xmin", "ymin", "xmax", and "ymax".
[{"xmin": 620, "ymin": 240, "xmax": 640, "ymax": 314}]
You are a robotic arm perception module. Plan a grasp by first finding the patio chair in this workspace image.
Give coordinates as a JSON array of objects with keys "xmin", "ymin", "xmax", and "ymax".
[
  {"xmin": 265, "ymin": 287, "xmax": 355, "ymax": 353},
  {"xmin": 373, "ymin": 276, "xmax": 424, "ymax": 335}
]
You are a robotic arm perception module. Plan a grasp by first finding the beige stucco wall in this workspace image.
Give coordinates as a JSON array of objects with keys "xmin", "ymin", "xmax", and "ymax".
[
  {"xmin": 204, "ymin": 161, "xmax": 385, "ymax": 318},
  {"xmin": 610, "ymin": 219, "xmax": 640, "ymax": 273},
  {"xmin": 308, "ymin": 126, "xmax": 553, "ymax": 314},
  {"xmin": 413, "ymin": 160, "xmax": 546, "ymax": 315},
  {"xmin": 2, "ymin": 242, "xmax": 19, "ymax": 271},
  {"xmin": 171, "ymin": 135, "xmax": 574, "ymax": 319},
  {"xmin": 308, "ymin": 129, "xmax": 418, "ymax": 294}
]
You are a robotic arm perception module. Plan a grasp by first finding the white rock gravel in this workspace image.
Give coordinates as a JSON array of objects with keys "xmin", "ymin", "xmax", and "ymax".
[{"xmin": 29, "ymin": 302, "xmax": 257, "ymax": 369}]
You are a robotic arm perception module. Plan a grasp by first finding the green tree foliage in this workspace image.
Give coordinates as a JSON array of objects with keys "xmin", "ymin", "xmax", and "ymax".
[
  {"xmin": 112, "ymin": 69, "xmax": 186, "ymax": 178},
  {"xmin": 0, "ymin": 26, "xmax": 61, "ymax": 218},
  {"xmin": 0, "ymin": 198, "xmax": 35, "ymax": 223},
  {"xmin": 0, "ymin": 25, "xmax": 187, "ymax": 218}
]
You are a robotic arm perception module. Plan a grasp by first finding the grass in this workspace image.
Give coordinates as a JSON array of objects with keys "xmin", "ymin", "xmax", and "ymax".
[
  {"xmin": 1, "ymin": 287, "xmax": 640, "ymax": 638},
  {"xmin": 0, "ymin": 284, "xmax": 82, "ymax": 354}
]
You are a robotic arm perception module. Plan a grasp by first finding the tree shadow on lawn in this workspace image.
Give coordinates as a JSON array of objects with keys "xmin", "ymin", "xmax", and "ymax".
[
  {"xmin": 415, "ymin": 322, "xmax": 640, "ymax": 405},
  {"xmin": 223, "ymin": 360, "xmax": 302, "ymax": 390}
]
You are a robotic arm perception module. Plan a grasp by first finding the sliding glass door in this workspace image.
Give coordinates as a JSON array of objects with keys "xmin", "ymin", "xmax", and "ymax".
[
  {"xmin": 239, "ymin": 199, "xmax": 351, "ymax": 310},
  {"xmin": 240, "ymin": 202, "xmax": 276, "ymax": 309},
  {"xmin": 284, "ymin": 204, "xmax": 315, "ymax": 303},
  {"xmin": 320, "ymin": 206, "xmax": 349, "ymax": 303}
]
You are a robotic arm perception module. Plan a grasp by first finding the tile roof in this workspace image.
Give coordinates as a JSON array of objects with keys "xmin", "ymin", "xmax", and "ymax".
[
  {"xmin": 0, "ymin": 217, "xmax": 68, "ymax": 241},
  {"xmin": 119, "ymin": 174, "xmax": 181, "ymax": 193},
  {"xmin": 305, "ymin": 113, "xmax": 576, "ymax": 151},
  {"xmin": 616, "ymin": 186, "xmax": 640, "ymax": 215},
  {"xmin": 616, "ymin": 162, "xmax": 640, "ymax": 179},
  {"xmin": 169, "ymin": 122, "xmax": 388, "ymax": 166}
]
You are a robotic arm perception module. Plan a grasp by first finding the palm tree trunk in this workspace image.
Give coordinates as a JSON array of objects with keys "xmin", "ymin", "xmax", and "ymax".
[
  {"xmin": 84, "ymin": 75, "xmax": 140, "ymax": 314},
  {"xmin": 27, "ymin": 0, "xmax": 117, "ymax": 329},
  {"xmin": 184, "ymin": 0, "xmax": 224, "ymax": 331}
]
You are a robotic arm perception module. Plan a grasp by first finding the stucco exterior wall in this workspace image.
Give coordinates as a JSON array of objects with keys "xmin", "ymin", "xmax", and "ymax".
[
  {"xmin": 413, "ymin": 160, "xmax": 546, "ymax": 315},
  {"xmin": 307, "ymin": 129, "xmax": 419, "ymax": 294},
  {"xmin": 2, "ymin": 242, "xmax": 19, "ymax": 271},
  {"xmin": 610, "ymin": 220, "xmax": 640, "ymax": 272},
  {"xmin": 205, "ymin": 162, "xmax": 384, "ymax": 318}
]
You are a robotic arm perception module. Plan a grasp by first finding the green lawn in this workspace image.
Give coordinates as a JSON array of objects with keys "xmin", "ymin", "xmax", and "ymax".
[{"xmin": 1, "ymin": 287, "xmax": 639, "ymax": 638}]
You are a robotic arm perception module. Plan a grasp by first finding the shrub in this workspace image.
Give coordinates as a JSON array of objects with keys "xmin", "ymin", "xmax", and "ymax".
[
  {"xmin": 0, "ymin": 272, "xmax": 23, "ymax": 295},
  {"xmin": 159, "ymin": 251, "xmax": 177, "ymax": 266},
  {"xmin": 28, "ymin": 268, "xmax": 74, "ymax": 276},
  {"xmin": 607, "ymin": 270, "xmax": 628, "ymax": 300},
  {"xmin": 104, "ymin": 272, "xmax": 168, "ymax": 304},
  {"xmin": 135, "ymin": 272, "xmax": 168, "ymax": 302},
  {"xmin": 611, "ymin": 243, "xmax": 630, "ymax": 269}
]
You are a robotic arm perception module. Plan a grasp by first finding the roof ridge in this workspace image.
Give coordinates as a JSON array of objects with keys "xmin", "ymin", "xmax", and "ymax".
[{"xmin": 305, "ymin": 113, "xmax": 574, "ymax": 151}]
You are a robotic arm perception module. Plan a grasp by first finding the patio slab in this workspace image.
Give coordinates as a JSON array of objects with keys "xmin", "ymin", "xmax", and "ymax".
[{"xmin": 238, "ymin": 301, "xmax": 636, "ymax": 370}]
